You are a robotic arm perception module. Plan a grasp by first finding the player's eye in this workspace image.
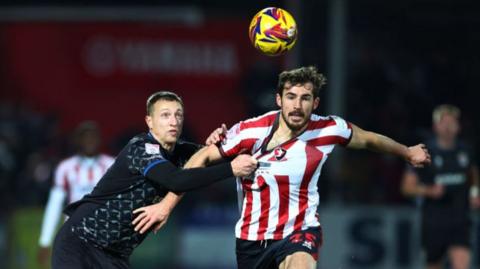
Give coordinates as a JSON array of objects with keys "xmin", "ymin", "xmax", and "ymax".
[
  {"xmin": 160, "ymin": 112, "xmax": 171, "ymax": 119},
  {"xmin": 175, "ymin": 113, "xmax": 184, "ymax": 121},
  {"xmin": 285, "ymin": 94, "xmax": 296, "ymax": 100}
]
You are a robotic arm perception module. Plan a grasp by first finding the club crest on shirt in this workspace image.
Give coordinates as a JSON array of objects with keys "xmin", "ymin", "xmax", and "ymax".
[
  {"xmin": 145, "ymin": 143, "xmax": 160, "ymax": 154},
  {"xmin": 273, "ymin": 147, "xmax": 287, "ymax": 161}
]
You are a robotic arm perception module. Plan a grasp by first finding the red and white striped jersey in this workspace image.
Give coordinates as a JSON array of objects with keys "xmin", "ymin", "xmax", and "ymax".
[
  {"xmin": 219, "ymin": 111, "xmax": 352, "ymax": 241},
  {"xmin": 54, "ymin": 154, "xmax": 115, "ymax": 203},
  {"xmin": 39, "ymin": 154, "xmax": 115, "ymax": 247}
]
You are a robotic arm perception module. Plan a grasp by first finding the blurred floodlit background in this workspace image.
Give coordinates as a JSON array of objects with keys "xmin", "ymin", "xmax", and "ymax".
[{"xmin": 1, "ymin": 0, "xmax": 479, "ymax": 268}]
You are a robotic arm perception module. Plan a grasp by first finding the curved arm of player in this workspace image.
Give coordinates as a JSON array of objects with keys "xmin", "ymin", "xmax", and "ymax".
[
  {"xmin": 144, "ymin": 146, "xmax": 257, "ymax": 192},
  {"xmin": 347, "ymin": 123, "xmax": 431, "ymax": 167}
]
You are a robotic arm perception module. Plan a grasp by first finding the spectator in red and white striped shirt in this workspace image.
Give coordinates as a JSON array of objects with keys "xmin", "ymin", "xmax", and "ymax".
[
  {"xmin": 135, "ymin": 66, "xmax": 431, "ymax": 269},
  {"xmin": 37, "ymin": 121, "xmax": 114, "ymax": 267}
]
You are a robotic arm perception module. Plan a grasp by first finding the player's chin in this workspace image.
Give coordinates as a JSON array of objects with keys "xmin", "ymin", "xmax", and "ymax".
[
  {"xmin": 287, "ymin": 119, "xmax": 308, "ymax": 131},
  {"xmin": 165, "ymin": 136, "xmax": 179, "ymax": 143}
]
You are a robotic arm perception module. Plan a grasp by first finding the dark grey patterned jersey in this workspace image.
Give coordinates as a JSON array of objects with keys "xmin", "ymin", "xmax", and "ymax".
[{"xmin": 63, "ymin": 132, "xmax": 200, "ymax": 257}]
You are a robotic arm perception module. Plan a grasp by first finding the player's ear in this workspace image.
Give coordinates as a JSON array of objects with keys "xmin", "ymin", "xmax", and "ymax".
[
  {"xmin": 145, "ymin": 115, "xmax": 153, "ymax": 130},
  {"xmin": 276, "ymin": 93, "xmax": 282, "ymax": 107},
  {"xmin": 313, "ymin": 97, "xmax": 320, "ymax": 110}
]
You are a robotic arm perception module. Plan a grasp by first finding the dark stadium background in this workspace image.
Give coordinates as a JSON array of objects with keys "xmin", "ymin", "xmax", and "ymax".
[{"xmin": 1, "ymin": 0, "xmax": 479, "ymax": 268}]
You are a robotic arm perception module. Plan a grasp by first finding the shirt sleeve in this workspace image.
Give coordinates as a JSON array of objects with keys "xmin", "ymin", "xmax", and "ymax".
[
  {"xmin": 126, "ymin": 140, "xmax": 168, "ymax": 176},
  {"xmin": 145, "ymin": 161, "xmax": 234, "ymax": 192},
  {"xmin": 328, "ymin": 116, "xmax": 353, "ymax": 146},
  {"xmin": 218, "ymin": 121, "xmax": 256, "ymax": 158}
]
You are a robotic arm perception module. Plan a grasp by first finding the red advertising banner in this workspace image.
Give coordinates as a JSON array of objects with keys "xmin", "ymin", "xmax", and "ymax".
[{"xmin": 1, "ymin": 20, "xmax": 270, "ymax": 143}]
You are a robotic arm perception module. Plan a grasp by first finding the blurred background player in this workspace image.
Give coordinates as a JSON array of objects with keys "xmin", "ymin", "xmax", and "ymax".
[
  {"xmin": 401, "ymin": 104, "xmax": 480, "ymax": 269},
  {"xmin": 37, "ymin": 121, "xmax": 115, "ymax": 267}
]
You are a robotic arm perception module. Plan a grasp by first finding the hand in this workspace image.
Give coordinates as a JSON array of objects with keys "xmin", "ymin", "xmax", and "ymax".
[
  {"xmin": 425, "ymin": 184, "xmax": 444, "ymax": 199},
  {"xmin": 406, "ymin": 144, "xmax": 431, "ymax": 167},
  {"xmin": 231, "ymin": 154, "xmax": 258, "ymax": 177},
  {"xmin": 205, "ymin": 123, "xmax": 227, "ymax": 146},
  {"xmin": 37, "ymin": 247, "xmax": 51, "ymax": 268},
  {"xmin": 132, "ymin": 200, "xmax": 172, "ymax": 234}
]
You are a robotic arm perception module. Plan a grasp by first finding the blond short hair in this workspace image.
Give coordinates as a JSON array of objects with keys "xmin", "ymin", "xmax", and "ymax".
[{"xmin": 432, "ymin": 104, "xmax": 460, "ymax": 124}]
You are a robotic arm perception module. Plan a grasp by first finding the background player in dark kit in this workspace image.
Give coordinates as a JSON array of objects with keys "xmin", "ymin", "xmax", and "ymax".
[{"xmin": 402, "ymin": 104, "xmax": 480, "ymax": 269}]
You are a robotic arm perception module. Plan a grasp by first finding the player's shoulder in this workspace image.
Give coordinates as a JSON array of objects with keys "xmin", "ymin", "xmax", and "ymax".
[
  {"xmin": 121, "ymin": 133, "xmax": 164, "ymax": 157},
  {"xmin": 98, "ymin": 153, "xmax": 115, "ymax": 163},
  {"xmin": 56, "ymin": 155, "xmax": 80, "ymax": 170},
  {"xmin": 176, "ymin": 140, "xmax": 201, "ymax": 150},
  {"xmin": 176, "ymin": 140, "xmax": 202, "ymax": 156},
  {"xmin": 308, "ymin": 113, "xmax": 348, "ymax": 129},
  {"xmin": 455, "ymin": 140, "xmax": 474, "ymax": 156},
  {"xmin": 127, "ymin": 133, "xmax": 151, "ymax": 146},
  {"xmin": 240, "ymin": 110, "xmax": 279, "ymax": 130},
  {"xmin": 456, "ymin": 140, "xmax": 470, "ymax": 150}
]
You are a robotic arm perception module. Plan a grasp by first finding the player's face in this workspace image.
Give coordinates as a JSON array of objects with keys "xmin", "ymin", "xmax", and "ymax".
[
  {"xmin": 434, "ymin": 114, "xmax": 460, "ymax": 140},
  {"xmin": 145, "ymin": 100, "xmax": 184, "ymax": 147},
  {"xmin": 276, "ymin": 82, "xmax": 319, "ymax": 132},
  {"xmin": 80, "ymin": 130, "xmax": 100, "ymax": 156}
]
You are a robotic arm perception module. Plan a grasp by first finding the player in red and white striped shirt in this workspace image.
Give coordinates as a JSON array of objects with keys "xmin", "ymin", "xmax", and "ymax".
[
  {"xmin": 198, "ymin": 66, "xmax": 430, "ymax": 269},
  {"xmin": 37, "ymin": 122, "xmax": 114, "ymax": 266},
  {"xmin": 135, "ymin": 66, "xmax": 431, "ymax": 269}
]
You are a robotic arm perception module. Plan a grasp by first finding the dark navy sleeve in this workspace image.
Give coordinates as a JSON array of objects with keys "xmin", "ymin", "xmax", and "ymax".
[{"xmin": 145, "ymin": 161, "xmax": 234, "ymax": 192}]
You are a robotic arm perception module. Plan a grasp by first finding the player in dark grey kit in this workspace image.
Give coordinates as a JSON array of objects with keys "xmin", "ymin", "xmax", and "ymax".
[
  {"xmin": 402, "ymin": 104, "xmax": 480, "ymax": 269},
  {"xmin": 51, "ymin": 91, "xmax": 257, "ymax": 269}
]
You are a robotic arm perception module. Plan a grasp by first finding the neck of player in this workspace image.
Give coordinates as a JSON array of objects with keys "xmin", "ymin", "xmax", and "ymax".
[
  {"xmin": 151, "ymin": 133, "xmax": 175, "ymax": 153},
  {"xmin": 436, "ymin": 136, "xmax": 456, "ymax": 150},
  {"xmin": 277, "ymin": 116, "xmax": 307, "ymax": 140}
]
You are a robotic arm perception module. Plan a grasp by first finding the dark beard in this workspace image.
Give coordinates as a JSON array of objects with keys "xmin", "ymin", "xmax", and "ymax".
[{"xmin": 281, "ymin": 110, "xmax": 307, "ymax": 131}]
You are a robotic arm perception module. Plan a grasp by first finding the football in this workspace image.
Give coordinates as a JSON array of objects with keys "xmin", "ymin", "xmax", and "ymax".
[{"xmin": 248, "ymin": 7, "xmax": 297, "ymax": 56}]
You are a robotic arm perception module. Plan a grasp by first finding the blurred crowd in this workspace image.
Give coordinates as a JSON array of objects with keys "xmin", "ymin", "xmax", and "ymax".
[{"xmin": 0, "ymin": 102, "xmax": 62, "ymax": 213}]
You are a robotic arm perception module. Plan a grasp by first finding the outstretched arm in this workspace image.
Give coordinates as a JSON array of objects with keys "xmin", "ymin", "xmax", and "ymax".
[
  {"xmin": 144, "ymin": 145, "xmax": 255, "ymax": 193},
  {"xmin": 134, "ymin": 145, "xmax": 255, "ymax": 234},
  {"xmin": 133, "ymin": 125, "xmax": 233, "ymax": 234},
  {"xmin": 347, "ymin": 123, "xmax": 431, "ymax": 167}
]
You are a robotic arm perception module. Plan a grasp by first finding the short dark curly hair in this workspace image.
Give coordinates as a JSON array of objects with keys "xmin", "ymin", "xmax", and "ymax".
[{"xmin": 277, "ymin": 66, "xmax": 327, "ymax": 98}]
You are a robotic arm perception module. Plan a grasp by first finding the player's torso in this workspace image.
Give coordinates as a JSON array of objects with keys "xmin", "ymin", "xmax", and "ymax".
[
  {"xmin": 64, "ymin": 156, "xmax": 111, "ymax": 202},
  {"xmin": 236, "ymin": 129, "xmax": 331, "ymax": 240},
  {"xmin": 421, "ymin": 141, "xmax": 471, "ymax": 219},
  {"xmin": 69, "ymin": 135, "xmax": 200, "ymax": 256},
  {"xmin": 249, "ymin": 138, "xmax": 325, "ymax": 191}
]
